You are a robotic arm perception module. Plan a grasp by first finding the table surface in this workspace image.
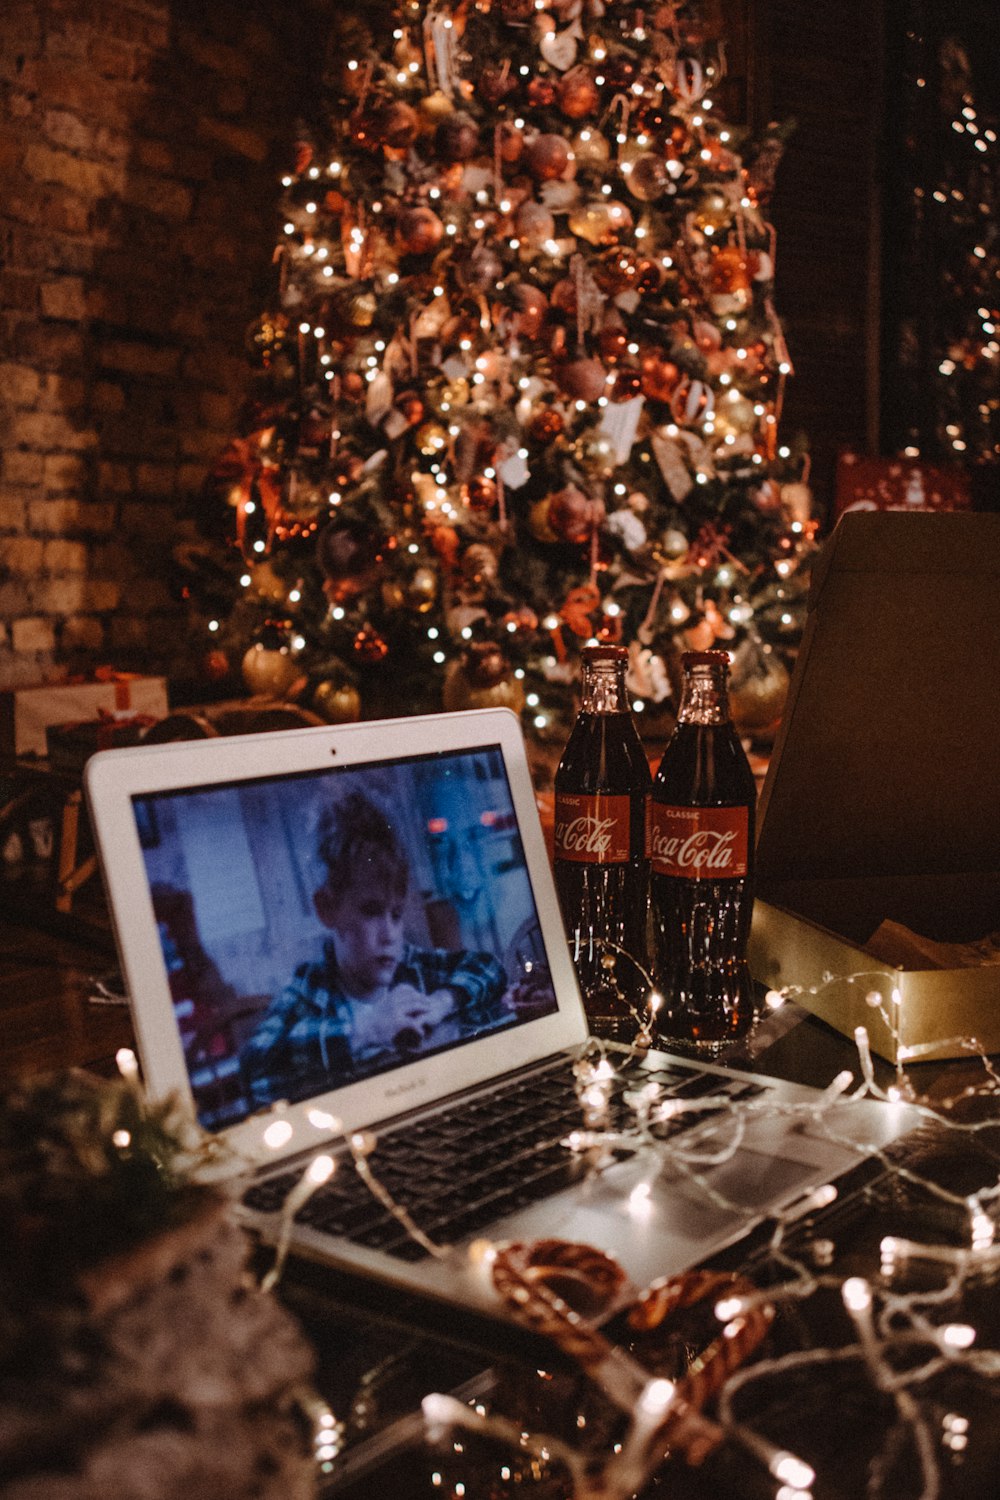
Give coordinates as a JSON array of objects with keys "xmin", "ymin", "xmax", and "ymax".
[{"xmin": 3, "ymin": 915, "xmax": 999, "ymax": 1499}]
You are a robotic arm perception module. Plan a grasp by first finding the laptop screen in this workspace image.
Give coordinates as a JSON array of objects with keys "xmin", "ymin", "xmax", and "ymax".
[{"xmin": 131, "ymin": 744, "xmax": 559, "ymax": 1132}]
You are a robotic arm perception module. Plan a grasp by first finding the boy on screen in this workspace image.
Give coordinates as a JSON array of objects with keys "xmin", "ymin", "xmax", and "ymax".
[{"xmin": 241, "ymin": 790, "xmax": 507, "ymax": 1107}]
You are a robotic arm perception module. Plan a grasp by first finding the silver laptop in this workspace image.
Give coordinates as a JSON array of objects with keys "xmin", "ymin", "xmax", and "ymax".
[{"xmin": 85, "ymin": 708, "xmax": 913, "ymax": 1319}]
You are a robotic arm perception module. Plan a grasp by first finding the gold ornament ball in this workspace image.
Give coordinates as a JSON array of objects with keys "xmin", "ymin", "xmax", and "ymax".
[
  {"xmin": 381, "ymin": 579, "xmax": 407, "ymax": 612},
  {"xmin": 348, "ymin": 291, "xmax": 377, "ymax": 328},
  {"xmin": 572, "ymin": 127, "xmax": 610, "ymax": 169},
  {"xmin": 241, "ymin": 642, "xmax": 301, "ymax": 698},
  {"xmin": 624, "ymin": 152, "xmax": 669, "ymax": 203},
  {"xmin": 729, "ymin": 656, "xmax": 791, "ymax": 739},
  {"xmin": 569, "ymin": 198, "xmax": 633, "ymax": 246},
  {"xmin": 407, "ymin": 565, "xmax": 438, "ymax": 611},
  {"xmin": 573, "ymin": 431, "xmax": 618, "ymax": 479},
  {"xmin": 438, "ymin": 376, "xmax": 470, "ymax": 410},
  {"xmin": 692, "ymin": 188, "xmax": 731, "ymax": 232},
  {"xmin": 313, "ymin": 678, "xmax": 362, "ymax": 724},
  {"xmin": 417, "ymin": 91, "xmax": 455, "ymax": 131},
  {"xmin": 416, "ymin": 420, "xmax": 449, "ymax": 456},
  {"xmin": 442, "ymin": 661, "xmax": 526, "ymax": 714},
  {"xmin": 662, "ymin": 527, "xmax": 689, "ymax": 559},
  {"xmin": 249, "ymin": 561, "xmax": 289, "ymax": 603}
]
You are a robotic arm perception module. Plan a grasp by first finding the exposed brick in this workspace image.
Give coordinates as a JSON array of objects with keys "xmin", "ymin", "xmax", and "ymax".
[
  {"xmin": 11, "ymin": 411, "xmax": 98, "ymax": 450},
  {"xmin": 97, "ymin": 460, "xmax": 133, "ymax": 493},
  {"xmin": 39, "ymin": 276, "xmax": 86, "ymax": 321},
  {"xmin": 38, "ymin": 372, "xmax": 86, "ymax": 411},
  {"xmin": 44, "ymin": 108, "xmax": 93, "ymax": 152},
  {"xmin": 120, "ymin": 499, "xmax": 177, "ymax": 536},
  {"xmin": 60, "ymin": 614, "xmax": 105, "ymax": 650},
  {"xmin": 3, "ymin": 450, "xmax": 44, "ymax": 486},
  {"xmin": 14, "ymin": 321, "xmax": 86, "ymax": 369},
  {"xmin": 135, "ymin": 462, "xmax": 177, "ymax": 497},
  {"xmin": 120, "ymin": 575, "xmax": 172, "ymax": 611},
  {"xmin": 43, "ymin": 538, "xmax": 89, "ymax": 573},
  {"xmin": 98, "ymin": 340, "xmax": 181, "ymax": 378},
  {"xmin": 33, "ymin": 60, "xmax": 130, "ymax": 130},
  {"xmin": 30, "ymin": 498, "xmax": 114, "ymax": 534},
  {"xmin": 176, "ymin": 28, "xmax": 252, "ymax": 81},
  {"xmin": 0, "ymin": 361, "xmax": 42, "ymax": 406},
  {"xmin": 119, "ymin": 172, "xmax": 194, "ymax": 222},
  {"xmin": 3, "ymin": 537, "xmax": 45, "ymax": 574},
  {"xmin": 0, "ymin": 497, "xmax": 28, "ymax": 532},
  {"xmin": 198, "ymin": 390, "xmax": 235, "ymax": 428},
  {"xmin": 11, "ymin": 617, "xmax": 56, "ymax": 654},
  {"xmin": 196, "ymin": 116, "xmax": 268, "ymax": 164},
  {"xmin": 0, "ymin": 582, "xmax": 33, "ymax": 617},
  {"xmin": 108, "ymin": 614, "xmax": 151, "ymax": 649},
  {"xmin": 22, "ymin": 144, "xmax": 120, "ymax": 200},
  {"xmin": 40, "ymin": 454, "xmax": 88, "ymax": 490},
  {"xmin": 32, "ymin": 578, "xmax": 121, "ymax": 613},
  {"xmin": 91, "ymin": 380, "xmax": 126, "ymax": 414}
]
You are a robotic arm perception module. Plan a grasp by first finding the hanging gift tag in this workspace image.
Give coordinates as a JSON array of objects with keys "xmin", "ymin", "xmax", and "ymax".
[
  {"xmin": 651, "ymin": 431, "xmax": 694, "ymax": 500},
  {"xmin": 365, "ymin": 370, "xmax": 393, "ymax": 427},
  {"xmin": 599, "ymin": 395, "xmax": 645, "ymax": 464},
  {"xmin": 498, "ymin": 449, "xmax": 531, "ymax": 490},
  {"xmin": 381, "ymin": 408, "xmax": 409, "ymax": 441}
]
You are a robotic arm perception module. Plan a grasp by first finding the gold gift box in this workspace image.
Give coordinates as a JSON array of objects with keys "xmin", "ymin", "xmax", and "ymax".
[{"xmin": 749, "ymin": 511, "xmax": 1000, "ymax": 1063}]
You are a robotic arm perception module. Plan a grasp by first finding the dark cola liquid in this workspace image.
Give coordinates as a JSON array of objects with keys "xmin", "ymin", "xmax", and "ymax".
[
  {"xmin": 554, "ymin": 710, "xmax": 651, "ymax": 1036},
  {"xmin": 651, "ymin": 719, "xmax": 757, "ymax": 1051}
]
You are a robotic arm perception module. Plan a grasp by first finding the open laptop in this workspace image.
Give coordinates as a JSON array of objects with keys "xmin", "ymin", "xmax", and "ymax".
[{"xmin": 85, "ymin": 707, "xmax": 914, "ymax": 1319}]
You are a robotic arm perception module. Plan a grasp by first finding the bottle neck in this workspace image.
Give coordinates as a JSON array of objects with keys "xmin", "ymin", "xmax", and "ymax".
[
  {"xmin": 580, "ymin": 658, "xmax": 629, "ymax": 714},
  {"xmin": 676, "ymin": 663, "xmax": 731, "ymax": 725}
]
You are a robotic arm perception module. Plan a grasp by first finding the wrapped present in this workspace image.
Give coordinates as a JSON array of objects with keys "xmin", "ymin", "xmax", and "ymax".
[
  {"xmin": 1, "ymin": 670, "xmax": 168, "ymax": 757},
  {"xmin": 46, "ymin": 713, "xmax": 159, "ymax": 772}
]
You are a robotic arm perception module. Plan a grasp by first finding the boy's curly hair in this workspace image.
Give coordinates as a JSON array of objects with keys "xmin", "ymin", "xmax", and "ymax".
[{"xmin": 316, "ymin": 789, "xmax": 408, "ymax": 901}]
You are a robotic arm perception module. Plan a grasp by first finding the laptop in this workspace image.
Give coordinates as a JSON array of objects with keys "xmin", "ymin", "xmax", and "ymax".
[{"xmin": 85, "ymin": 707, "xmax": 914, "ymax": 1319}]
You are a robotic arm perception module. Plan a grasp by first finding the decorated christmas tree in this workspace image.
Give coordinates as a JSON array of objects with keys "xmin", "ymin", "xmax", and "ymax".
[{"xmin": 185, "ymin": 0, "xmax": 816, "ymax": 741}]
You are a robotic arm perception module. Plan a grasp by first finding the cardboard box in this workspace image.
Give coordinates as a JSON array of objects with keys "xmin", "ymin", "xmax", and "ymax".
[
  {"xmin": 749, "ymin": 511, "xmax": 1000, "ymax": 1063},
  {"xmin": 1, "ymin": 674, "xmax": 168, "ymax": 758}
]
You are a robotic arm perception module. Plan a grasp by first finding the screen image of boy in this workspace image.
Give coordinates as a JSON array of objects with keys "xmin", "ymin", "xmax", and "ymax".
[{"xmin": 133, "ymin": 747, "xmax": 558, "ymax": 1130}]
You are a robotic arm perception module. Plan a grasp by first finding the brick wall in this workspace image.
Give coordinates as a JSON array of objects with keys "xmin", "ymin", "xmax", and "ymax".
[{"xmin": 0, "ymin": 0, "xmax": 326, "ymax": 691}]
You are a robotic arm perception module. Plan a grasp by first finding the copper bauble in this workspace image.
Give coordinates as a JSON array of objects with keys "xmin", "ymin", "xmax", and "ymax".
[
  {"xmin": 548, "ymin": 483, "xmax": 601, "ymax": 543},
  {"xmin": 353, "ymin": 623, "xmax": 389, "ymax": 662},
  {"xmin": 396, "ymin": 205, "xmax": 444, "ymax": 255},
  {"xmin": 598, "ymin": 324, "xmax": 628, "ymax": 364},
  {"xmin": 203, "ymin": 648, "xmax": 229, "ymax": 682},
  {"xmin": 376, "ymin": 100, "xmax": 419, "ymax": 150},
  {"xmin": 625, "ymin": 152, "xmax": 669, "ymax": 203},
  {"xmin": 557, "ymin": 65, "xmax": 600, "ymax": 119},
  {"xmin": 467, "ymin": 474, "xmax": 498, "ymax": 512},
  {"xmin": 527, "ymin": 406, "xmax": 565, "ymax": 444},
  {"xmin": 607, "ymin": 366, "xmax": 642, "ymax": 402},
  {"xmin": 457, "ymin": 244, "xmax": 503, "ymax": 291},
  {"xmin": 602, "ymin": 54, "xmax": 636, "ymax": 89},
  {"xmin": 313, "ymin": 677, "xmax": 361, "ymax": 724},
  {"xmin": 729, "ymin": 656, "xmax": 790, "ymax": 739},
  {"xmin": 316, "ymin": 518, "xmax": 379, "ymax": 594},
  {"xmin": 556, "ymin": 356, "xmax": 607, "ymax": 403},
  {"xmin": 639, "ymin": 349, "xmax": 681, "ymax": 403},
  {"xmin": 709, "ymin": 245, "xmax": 752, "ymax": 294},
  {"xmin": 495, "ymin": 0, "xmax": 534, "ymax": 18},
  {"xmin": 527, "ymin": 77, "xmax": 558, "ymax": 109},
  {"xmin": 339, "ymin": 370, "xmax": 365, "ymax": 404},
  {"xmin": 568, "ymin": 198, "xmax": 632, "ymax": 246},
  {"xmin": 461, "ymin": 543, "xmax": 500, "ymax": 585},
  {"xmin": 515, "ymin": 200, "xmax": 556, "ymax": 250},
  {"xmin": 525, "ymin": 133, "xmax": 572, "ymax": 181},
  {"xmin": 550, "ymin": 277, "xmax": 579, "ymax": 317},
  {"xmin": 436, "ymin": 111, "xmax": 480, "ymax": 162},
  {"xmin": 381, "ymin": 579, "xmax": 406, "ymax": 612},
  {"xmin": 510, "ymin": 282, "xmax": 548, "ymax": 339}
]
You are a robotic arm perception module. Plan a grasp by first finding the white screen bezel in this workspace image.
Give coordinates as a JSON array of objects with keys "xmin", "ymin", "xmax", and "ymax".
[{"xmin": 84, "ymin": 708, "xmax": 588, "ymax": 1168}]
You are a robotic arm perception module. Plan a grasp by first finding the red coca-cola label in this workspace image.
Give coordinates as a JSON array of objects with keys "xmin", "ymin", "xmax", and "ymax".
[
  {"xmin": 649, "ymin": 802, "xmax": 749, "ymax": 878},
  {"xmin": 554, "ymin": 793, "xmax": 631, "ymax": 863}
]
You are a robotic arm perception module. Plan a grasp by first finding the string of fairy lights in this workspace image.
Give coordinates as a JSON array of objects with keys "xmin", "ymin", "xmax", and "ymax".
[
  {"xmin": 194, "ymin": 0, "xmax": 813, "ymax": 734},
  {"xmin": 115, "ymin": 955, "xmax": 1000, "ymax": 1499}
]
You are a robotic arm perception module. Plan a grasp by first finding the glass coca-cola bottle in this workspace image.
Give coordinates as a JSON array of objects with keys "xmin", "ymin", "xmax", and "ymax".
[
  {"xmin": 554, "ymin": 645, "xmax": 651, "ymax": 1037},
  {"xmin": 650, "ymin": 650, "xmax": 756, "ymax": 1051}
]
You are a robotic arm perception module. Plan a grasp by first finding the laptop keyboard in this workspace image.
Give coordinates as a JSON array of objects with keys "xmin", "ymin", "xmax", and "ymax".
[{"xmin": 241, "ymin": 1058, "xmax": 766, "ymax": 1262}]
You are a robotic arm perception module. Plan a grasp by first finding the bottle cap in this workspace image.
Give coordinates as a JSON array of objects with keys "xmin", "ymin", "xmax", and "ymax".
[
  {"xmin": 581, "ymin": 644, "xmax": 628, "ymax": 663},
  {"xmin": 681, "ymin": 650, "xmax": 731, "ymax": 670}
]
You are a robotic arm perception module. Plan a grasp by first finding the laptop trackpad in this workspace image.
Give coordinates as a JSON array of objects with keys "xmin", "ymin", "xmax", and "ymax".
[{"xmin": 498, "ymin": 1148, "xmax": 822, "ymax": 1288}]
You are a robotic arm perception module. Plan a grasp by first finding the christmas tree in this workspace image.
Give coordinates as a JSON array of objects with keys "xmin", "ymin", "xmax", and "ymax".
[{"xmin": 186, "ymin": 0, "xmax": 815, "ymax": 741}]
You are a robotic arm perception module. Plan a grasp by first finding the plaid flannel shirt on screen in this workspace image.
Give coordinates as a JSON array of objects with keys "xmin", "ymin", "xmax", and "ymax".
[{"xmin": 240, "ymin": 938, "xmax": 507, "ymax": 1109}]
